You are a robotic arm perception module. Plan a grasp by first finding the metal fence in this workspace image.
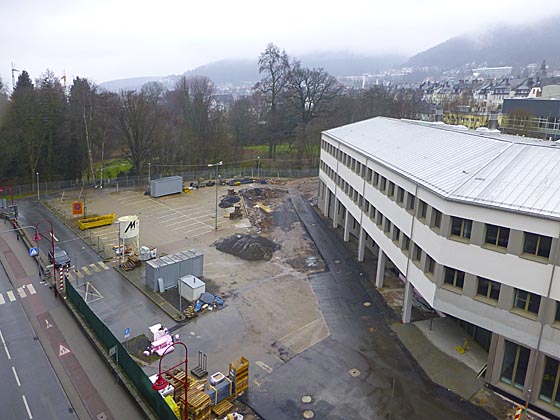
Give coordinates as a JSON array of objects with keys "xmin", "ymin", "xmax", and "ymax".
[
  {"xmin": 65, "ymin": 278, "xmax": 177, "ymax": 420},
  {"xmin": 9, "ymin": 167, "xmax": 319, "ymax": 197}
]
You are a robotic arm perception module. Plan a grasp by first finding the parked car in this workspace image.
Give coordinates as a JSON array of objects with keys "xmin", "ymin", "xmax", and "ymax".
[{"xmin": 48, "ymin": 246, "xmax": 71, "ymax": 268}]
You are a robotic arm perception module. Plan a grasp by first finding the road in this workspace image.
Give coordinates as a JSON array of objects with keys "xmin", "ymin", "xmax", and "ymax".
[{"xmin": 0, "ymin": 249, "xmax": 76, "ymax": 420}]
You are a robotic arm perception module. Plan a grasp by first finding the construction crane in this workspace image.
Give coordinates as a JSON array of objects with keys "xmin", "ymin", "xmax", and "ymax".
[{"xmin": 11, "ymin": 62, "xmax": 20, "ymax": 92}]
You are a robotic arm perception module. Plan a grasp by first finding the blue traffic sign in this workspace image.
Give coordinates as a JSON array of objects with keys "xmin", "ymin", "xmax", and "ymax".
[
  {"xmin": 124, "ymin": 327, "xmax": 130, "ymax": 338},
  {"xmin": 29, "ymin": 247, "xmax": 39, "ymax": 257}
]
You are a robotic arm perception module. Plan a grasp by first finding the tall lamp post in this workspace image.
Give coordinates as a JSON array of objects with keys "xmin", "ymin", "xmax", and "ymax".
[
  {"xmin": 34, "ymin": 219, "xmax": 57, "ymax": 297},
  {"xmin": 36, "ymin": 172, "xmax": 40, "ymax": 201},
  {"xmin": 257, "ymin": 156, "xmax": 261, "ymax": 180},
  {"xmin": 207, "ymin": 161, "xmax": 222, "ymax": 230},
  {"xmin": 152, "ymin": 342, "xmax": 189, "ymax": 420}
]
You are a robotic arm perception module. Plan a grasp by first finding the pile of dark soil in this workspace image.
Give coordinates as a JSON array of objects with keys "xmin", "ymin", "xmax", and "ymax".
[
  {"xmin": 219, "ymin": 195, "xmax": 241, "ymax": 208},
  {"xmin": 214, "ymin": 234, "xmax": 281, "ymax": 261}
]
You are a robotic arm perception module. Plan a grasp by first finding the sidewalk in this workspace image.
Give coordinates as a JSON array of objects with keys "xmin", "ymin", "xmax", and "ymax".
[{"xmin": 1, "ymin": 229, "xmax": 145, "ymax": 420}]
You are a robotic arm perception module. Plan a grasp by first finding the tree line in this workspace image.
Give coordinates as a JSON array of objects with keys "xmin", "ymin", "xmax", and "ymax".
[{"xmin": 0, "ymin": 43, "xmax": 427, "ymax": 185}]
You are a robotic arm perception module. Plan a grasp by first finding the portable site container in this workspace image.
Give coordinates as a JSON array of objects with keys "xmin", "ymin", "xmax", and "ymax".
[
  {"xmin": 145, "ymin": 249, "xmax": 204, "ymax": 291},
  {"xmin": 178, "ymin": 275, "xmax": 205, "ymax": 302},
  {"xmin": 150, "ymin": 176, "xmax": 183, "ymax": 197}
]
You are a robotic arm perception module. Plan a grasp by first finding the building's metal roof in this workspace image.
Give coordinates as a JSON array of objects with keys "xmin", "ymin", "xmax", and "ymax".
[{"xmin": 323, "ymin": 117, "xmax": 560, "ymax": 220}]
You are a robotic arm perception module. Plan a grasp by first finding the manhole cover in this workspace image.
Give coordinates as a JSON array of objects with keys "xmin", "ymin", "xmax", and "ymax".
[
  {"xmin": 303, "ymin": 410, "xmax": 315, "ymax": 419},
  {"xmin": 301, "ymin": 395, "xmax": 312, "ymax": 403},
  {"xmin": 96, "ymin": 413, "xmax": 108, "ymax": 420},
  {"xmin": 363, "ymin": 301, "xmax": 371, "ymax": 307},
  {"xmin": 348, "ymin": 368, "xmax": 361, "ymax": 377}
]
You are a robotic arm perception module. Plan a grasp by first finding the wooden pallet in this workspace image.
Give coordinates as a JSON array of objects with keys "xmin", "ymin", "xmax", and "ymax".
[{"xmin": 211, "ymin": 399, "xmax": 233, "ymax": 417}]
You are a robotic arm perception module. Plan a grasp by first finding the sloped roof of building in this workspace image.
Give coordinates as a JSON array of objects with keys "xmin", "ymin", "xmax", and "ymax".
[{"xmin": 323, "ymin": 117, "xmax": 560, "ymax": 220}]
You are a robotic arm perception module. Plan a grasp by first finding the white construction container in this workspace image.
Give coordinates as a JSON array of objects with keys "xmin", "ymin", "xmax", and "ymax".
[
  {"xmin": 178, "ymin": 275, "xmax": 205, "ymax": 302},
  {"xmin": 150, "ymin": 176, "xmax": 183, "ymax": 197}
]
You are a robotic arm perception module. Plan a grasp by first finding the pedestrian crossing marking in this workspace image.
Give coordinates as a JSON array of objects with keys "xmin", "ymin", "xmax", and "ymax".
[
  {"xmin": 82, "ymin": 266, "xmax": 92, "ymax": 276},
  {"xmin": 76, "ymin": 270, "xmax": 84, "ymax": 279},
  {"xmin": 26, "ymin": 284, "xmax": 36, "ymax": 295},
  {"xmin": 0, "ymin": 294, "xmax": 4, "ymax": 305},
  {"xmin": 89, "ymin": 263, "xmax": 101, "ymax": 273},
  {"xmin": 99, "ymin": 261, "xmax": 110, "ymax": 270},
  {"xmin": 67, "ymin": 272, "xmax": 75, "ymax": 281},
  {"xmin": 17, "ymin": 287, "xmax": 26, "ymax": 299},
  {"xmin": 7, "ymin": 291, "xmax": 16, "ymax": 302}
]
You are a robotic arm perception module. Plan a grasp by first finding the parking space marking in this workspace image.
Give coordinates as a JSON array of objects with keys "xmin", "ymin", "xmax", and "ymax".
[
  {"xmin": 7, "ymin": 291, "xmax": 16, "ymax": 302},
  {"xmin": 89, "ymin": 264, "xmax": 101, "ymax": 273},
  {"xmin": 146, "ymin": 198, "xmax": 212, "ymax": 230},
  {"xmin": 96, "ymin": 231, "xmax": 118, "ymax": 238}
]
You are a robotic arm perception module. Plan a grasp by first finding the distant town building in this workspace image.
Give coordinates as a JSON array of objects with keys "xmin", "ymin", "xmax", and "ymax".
[
  {"xmin": 472, "ymin": 66, "xmax": 513, "ymax": 79},
  {"xmin": 501, "ymin": 98, "xmax": 560, "ymax": 140}
]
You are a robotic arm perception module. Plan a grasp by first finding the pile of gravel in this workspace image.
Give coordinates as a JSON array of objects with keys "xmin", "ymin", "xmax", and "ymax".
[
  {"xmin": 215, "ymin": 234, "xmax": 281, "ymax": 261},
  {"xmin": 219, "ymin": 195, "xmax": 241, "ymax": 208}
]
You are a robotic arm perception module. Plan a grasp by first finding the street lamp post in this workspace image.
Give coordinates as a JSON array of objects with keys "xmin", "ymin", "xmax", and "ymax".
[
  {"xmin": 148, "ymin": 162, "xmax": 151, "ymax": 187},
  {"xmin": 257, "ymin": 156, "xmax": 261, "ymax": 180},
  {"xmin": 34, "ymin": 219, "xmax": 58, "ymax": 297},
  {"xmin": 207, "ymin": 161, "xmax": 223, "ymax": 231},
  {"xmin": 36, "ymin": 172, "xmax": 40, "ymax": 201},
  {"xmin": 152, "ymin": 341, "xmax": 189, "ymax": 420}
]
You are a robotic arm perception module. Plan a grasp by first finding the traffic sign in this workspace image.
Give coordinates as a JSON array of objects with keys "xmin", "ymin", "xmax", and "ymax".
[
  {"xmin": 124, "ymin": 327, "xmax": 130, "ymax": 340},
  {"xmin": 29, "ymin": 247, "xmax": 39, "ymax": 257},
  {"xmin": 109, "ymin": 346, "xmax": 117, "ymax": 356},
  {"xmin": 59, "ymin": 344, "xmax": 71, "ymax": 357}
]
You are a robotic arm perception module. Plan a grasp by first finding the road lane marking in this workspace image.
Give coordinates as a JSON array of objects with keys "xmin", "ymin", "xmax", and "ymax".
[
  {"xmin": 89, "ymin": 263, "xmax": 101, "ymax": 273},
  {"xmin": 17, "ymin": 287, "xmax": 26, "ymax": 298},
  {"xmin": 22, "ymin": 395, "xmax": 33, "ymax": 419},
  {"xmin": 0, "ymin": 329, "xmax": 11, "ymax": 359},
  {"xmin": 255, "ymin": 361, "xmax": 273, "ymax": 373},
  {"xmin": 25, "ymin": 284, "xmax": 36, "ymax": 295},
  {"xmin": 50, "ymin": 232, "xmax": 59, "ymax": 242},
  {"xmin": 12, "ymin": 366, "xmax": 21, "ymax": 386},
  {"xmin": 0, "ymin": 293, "xmax": 4, "ymax": 305},
  {"xmin": 98, "ymin": 261, "xmax": 110, "ymax": 270},
  {"xmin": 7, "ymin": 290, "xmax": 16, "ymax": 302}
]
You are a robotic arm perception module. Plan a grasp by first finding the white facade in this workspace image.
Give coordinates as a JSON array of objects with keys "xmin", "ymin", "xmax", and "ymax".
[{"xmin": 318, "ymin": 117, "xmax": 560, "ymax": 416}]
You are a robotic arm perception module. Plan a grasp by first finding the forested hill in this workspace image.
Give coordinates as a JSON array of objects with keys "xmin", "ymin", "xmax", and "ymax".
[{"xmin": 406, "ymin": 15, "xmax": 560, "ymax": 69}]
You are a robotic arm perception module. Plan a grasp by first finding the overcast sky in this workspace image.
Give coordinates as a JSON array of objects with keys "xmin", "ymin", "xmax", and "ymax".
[{"xmin": 1, "ymin": 0, "xmax": 559, "ymax": 87}]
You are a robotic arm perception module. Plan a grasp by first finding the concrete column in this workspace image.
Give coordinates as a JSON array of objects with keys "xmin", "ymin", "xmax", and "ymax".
[
  {"xmin": 333, "ymin": 199, "xmax": 339, "ymax": 229},
  {"xmin": 498, "ymin": 284, "xmax": 515, "ymax": 310},
  {"xmin": 343, "ymin": 209, "xmax": 351, "ymax": 242},
  {"xmin": 471, "ymin": 221, "xmax": 486, "ymax": 246},
  {"xmin": 507, "ymin": 229, "xmax": 524, "ymax": 256},
  {"xmin": 376, "ymin": 250, "xmax": 386, "ymax": 288},
  {"xmin": 323, "ymin": 187, "xmax": 330, "ymax": 217},
  {"xmin": 402, "ymin": 278, "xmax": 413, "ymax": 324},
  {"xmin": 358, "ymin": 227, "xmax": 365, "ymax": 262},
  {"xmin": 463, "ymin": 273, "xmax": 477, "ymax": 298}
]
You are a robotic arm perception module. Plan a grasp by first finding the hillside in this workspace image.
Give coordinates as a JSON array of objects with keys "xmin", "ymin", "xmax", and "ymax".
[{"xmin": 406, "ymin": 15, "xmax": 560, "ymax": 69}]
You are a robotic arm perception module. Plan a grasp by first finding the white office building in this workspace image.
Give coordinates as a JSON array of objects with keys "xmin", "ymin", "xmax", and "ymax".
[{"xmin": 318, "ymin": 117, "xmax": 560, "ymax": 416}]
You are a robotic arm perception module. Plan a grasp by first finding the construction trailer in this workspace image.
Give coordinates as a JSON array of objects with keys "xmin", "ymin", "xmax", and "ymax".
[{"xmin": 150, "ymin": 176, "xmax": 183, "ymax": 198}]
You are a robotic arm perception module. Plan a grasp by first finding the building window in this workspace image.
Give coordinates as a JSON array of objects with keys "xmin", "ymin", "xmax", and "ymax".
[
  {"xmin": 444, "ymin": 267, "xmax": 465, "ymax": 289},
  {"xmin": 476, "ymin": 277, "xmax": 500, "ymax": 301},
  {"xmin": 393, "ymin": 226, "xmax": 401, "ymax": 243},
  {"xmin": 513, "ymin": 289, "xmax": 541, "ymax": 315},
  {"xmin": 406, "ymin": 194, "xmax": 415, "ymax": 212},
  {"xmin": 523, "ymin": 232, "xmax": 552, "ymax": 259},
  {"xmin": 384, "ymin": 218, "xmax": 391, "ymax": 234},
  {"xmin": 396, "ymin": 187, "xmax": 405, "ymax": 204},
  {"xmin": 380, "ymin": 177, "xmax": 387, "ymax": 192},
  {"xmin": 500, "ymin": 340, "xmax": 530, "ymax": 390},
  {"xmin": 376, "ymin": 211, "xmax": 383, "ymax": 226},
  {"xmin": 367, "ymin": 168, "xmax": 373, "ymax": 183},
  {"xmin": 539, "ymin": 356, "xmax": 560, "ymax": 408},
  {"xmin": 432, "ymin": 209, "xmax": 442, "ymax": 229},
  {"xmin": 373, "ymin": 172, "xmax": 379, "ymax": 187},
  {"xmin": 412, "ymin": 244, "xmax": 422, "ymax": 263},
  {"xmin": 425, "ymin": 255, "xmax": 435, "ymax": 275},
  {"xmin": 402, "ymin": 235, "xmax": 411, "ymax": 253},
  {"xmin": 485, "ymin": 224, "xmax": 510, "ymax": 248},
  {"xmin": 451, "ymin": 217, "xmax": 472, "ymax": 239},
  {"xmin": 418, "ymin": 200, "xmax": 428, "ymax": 219},
  {"xmin": 387, "ymin": 182, "xmax": 395, "ymax": 197}
]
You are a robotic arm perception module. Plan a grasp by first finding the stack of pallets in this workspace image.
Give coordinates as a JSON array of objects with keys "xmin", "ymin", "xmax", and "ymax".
[
  {"xmin": 185, "ymin": 388, "xmax": 211, "ymax": 420},
  {"xmin": 229, "ymin": 356, "xmax": 249, "ymax": 397}
]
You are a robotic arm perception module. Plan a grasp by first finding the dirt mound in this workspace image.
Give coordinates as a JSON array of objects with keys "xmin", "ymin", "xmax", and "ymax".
[
  {"xmin": 219, "ymin": 195, "xmax": 240, "ymax": 208},
  {"xmin": 215, "ymin": 234, "xmax": 281, "ymax": 261}
]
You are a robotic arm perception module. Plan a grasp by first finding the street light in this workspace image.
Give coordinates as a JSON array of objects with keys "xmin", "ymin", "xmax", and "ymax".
[
  {"xmin": 34, "ymin": 219, "xmax": 58, "ymax": 297},
  {"xmin": 152, "ymin": 341, "xmax": 189, "ymax": 420},
  {"xmin": 36, "ymin": 172, "xmax": 40, "ymax": 201},
  {"xmin": 207, "ymin": 161, "xmax": 223, "ymax": 231},
  {"xmin": 257, "ymin": 156, "xmax": 261, "ymax": 180}
]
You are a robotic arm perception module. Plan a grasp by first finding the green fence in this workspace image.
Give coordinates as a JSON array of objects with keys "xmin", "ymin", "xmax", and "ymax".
[{"xmin": 65, "ymin": 279, "xmax": 177, "ymax": 420}]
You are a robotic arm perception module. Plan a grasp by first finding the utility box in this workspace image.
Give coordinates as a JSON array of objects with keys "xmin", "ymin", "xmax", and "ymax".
[
  {"xmin": 145, "ymin": 249, "xmax": 204, "ymax": 291},
  {"xmin": 150, "ymin": 176, "xmax": 183, "ymax": 198},
  {"xmin": 178, "ymin": 275, "xmax": 205, "ymax": 302}
]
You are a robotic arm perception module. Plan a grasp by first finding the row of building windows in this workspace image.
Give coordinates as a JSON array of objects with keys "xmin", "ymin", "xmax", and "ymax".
[
  {"xmin": 501, "ymin": 341, "xmax": 560, "ymax": 409},
  {"xmin": 320, "ymin": 156, "xmax": 554, "ymax": 262}
]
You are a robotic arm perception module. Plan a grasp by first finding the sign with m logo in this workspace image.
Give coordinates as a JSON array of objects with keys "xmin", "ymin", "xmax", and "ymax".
[{"xmin": 119, "ymin": 215, "xmax": 139, "ymax": 239}]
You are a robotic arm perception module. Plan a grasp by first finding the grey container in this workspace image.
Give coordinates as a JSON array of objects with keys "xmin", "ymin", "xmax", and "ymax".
[
  {"xmin": 145, "ymin": 249, "xmax": 205, "ymax": 291},
  {"xmin": 150, "ymin": 176, "xmax": 183, "ymax": 197}
]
